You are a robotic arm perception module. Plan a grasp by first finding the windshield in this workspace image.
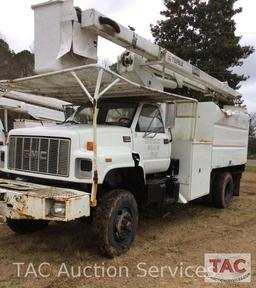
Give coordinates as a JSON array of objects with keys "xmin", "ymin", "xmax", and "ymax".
[
  {"xmin": 68, "ymin": 106, "xmax": 93, "ymax": 124},
  {"xmin": 66, "ymin": 103, "xmax": 137, "ymax": 127}
]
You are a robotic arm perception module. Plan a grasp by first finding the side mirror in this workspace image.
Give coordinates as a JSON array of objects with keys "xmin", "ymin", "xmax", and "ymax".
[
  {"xmin": 63, "ymin": 105, "xmax": 75, "ymax": 120},
  {"xmin": 168, "ymin": 127, "xmax": 173, "ymax": 143}
]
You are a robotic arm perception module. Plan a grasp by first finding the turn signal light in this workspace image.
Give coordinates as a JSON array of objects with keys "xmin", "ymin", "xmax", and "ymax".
[{"xmin": 86, "ymin": 141, "xmax": 94, "ymax": 151}]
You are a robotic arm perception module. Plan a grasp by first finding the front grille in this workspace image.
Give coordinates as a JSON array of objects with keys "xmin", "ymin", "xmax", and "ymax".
[{"xmin": 8, "ymin": 136, "xmax": 70, "ymax": 177}]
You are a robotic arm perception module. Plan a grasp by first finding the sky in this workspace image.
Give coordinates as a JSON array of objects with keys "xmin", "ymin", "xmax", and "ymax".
[{"xmin": 0, "ymin": 0, "xmax": 255, "ymax": 112}]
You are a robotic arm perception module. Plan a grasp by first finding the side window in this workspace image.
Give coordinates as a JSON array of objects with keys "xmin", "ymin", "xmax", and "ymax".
[
  {"xmin": 136, "ymin": 105, "xmax": 165, "ymax": 133},
  {"xmin": 105, "ymin": 108, "xmax": 135, "ymax": 125}
]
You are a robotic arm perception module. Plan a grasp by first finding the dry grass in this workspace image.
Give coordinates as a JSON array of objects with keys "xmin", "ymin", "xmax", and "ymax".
[
  {"xmin": 246, "ymin": 164, "xmax": 256, "ymax": 174},
  {"xmin": 0, "ymin": 172, "xmax": 255, "ymax": 288}
]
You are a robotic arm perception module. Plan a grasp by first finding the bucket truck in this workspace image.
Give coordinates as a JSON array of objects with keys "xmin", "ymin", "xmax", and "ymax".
[{"xmin": 0, "ymin": 0, "xmax": 249, "ymax": 258}]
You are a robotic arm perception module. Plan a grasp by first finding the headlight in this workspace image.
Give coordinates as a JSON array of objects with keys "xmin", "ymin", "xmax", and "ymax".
[
  {"xmin": 75, "ymin": 158, "xmax": 92, "ymax": 179},
  {"xmin": 51, "ymin": 201, "xmax": 66, "ymax": 217},
  {"xmin": 81, "ymin": 159, "xmax": 92, "ymax": 172}
]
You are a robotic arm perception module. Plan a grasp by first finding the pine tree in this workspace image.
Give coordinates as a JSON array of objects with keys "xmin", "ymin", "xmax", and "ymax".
[
  {"xmin": 151, "ymin": 0, "xmax": 254, "ymax": 91},
  {"xmin": 151, "ymin": 0, "xmax": 203, "ymax": 65}
]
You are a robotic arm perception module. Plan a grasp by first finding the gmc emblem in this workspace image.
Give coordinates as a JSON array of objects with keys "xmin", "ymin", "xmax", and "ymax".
[{"xmin": 23, "ymin": 150, "xmax": 48, "ymax": 161}]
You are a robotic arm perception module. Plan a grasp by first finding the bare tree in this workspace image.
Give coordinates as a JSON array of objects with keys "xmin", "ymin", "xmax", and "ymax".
[
  {"xmin": 249, "ymin": 112, "xmax": 256, "ymax": 137},
  {"xmin": 248, "ymin": 113, "xmax": 256, "ymax": 159}
]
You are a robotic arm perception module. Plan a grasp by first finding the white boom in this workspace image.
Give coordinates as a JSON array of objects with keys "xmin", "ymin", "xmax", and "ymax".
[
  {"xmin": 82, "ymin": 9, "xmax": 241, "ymax": 101},
  {"xmin": 1, "ymin": 91, "xmax": 68, "ymax": 111},
  {"xmin": 32, "ymin": 0, "xmax": 241, "ymax": 102}
]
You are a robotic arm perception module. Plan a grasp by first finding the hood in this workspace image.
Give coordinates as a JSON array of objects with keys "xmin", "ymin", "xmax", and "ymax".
[
  {"xmin": 9, "ymin": 124, "xmax": 132, "ymax": 149},
  {"xmin": 9, "ymin": 124, "xmax": 130, "ymax": 135}
]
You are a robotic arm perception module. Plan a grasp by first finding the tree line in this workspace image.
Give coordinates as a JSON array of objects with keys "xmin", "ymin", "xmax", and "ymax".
[
  {"xmin": 0, "ymin": 38, "xmax": 34, "ymax": 80},
  {"xmin": 249, "ymin": 113, "xmax": 256, "ymax": 159},
  {"xmin": 0, "ymin": 37, "xmax": 34, "ymax": 132}
]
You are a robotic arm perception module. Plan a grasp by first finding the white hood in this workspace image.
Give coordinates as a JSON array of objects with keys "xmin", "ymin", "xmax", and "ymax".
[{"xmin": 9, "ymin": 124, "xmax": 132, "ymax": 150}]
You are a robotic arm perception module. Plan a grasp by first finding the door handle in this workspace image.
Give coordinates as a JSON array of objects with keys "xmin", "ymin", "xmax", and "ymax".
[{"xmin": 164, "ymin": 139, "xmax": 170, "ymax": 144}]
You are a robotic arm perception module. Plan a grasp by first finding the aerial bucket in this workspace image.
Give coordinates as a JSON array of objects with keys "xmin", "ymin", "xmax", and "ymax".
[{"xmin": 32, "ymin": 0, "xmax": 98, "ymax": 73}]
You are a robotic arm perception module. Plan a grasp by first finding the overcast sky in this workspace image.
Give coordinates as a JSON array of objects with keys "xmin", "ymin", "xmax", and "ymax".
[{"xmin": 0, "ymin": 0, "xmax": 255, "ymax": 112}]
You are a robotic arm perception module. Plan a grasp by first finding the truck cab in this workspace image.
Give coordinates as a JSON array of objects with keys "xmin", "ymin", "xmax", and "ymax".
[{"xmin": 2, "ymin": 99, "xmax": 174, "ymax": 195}]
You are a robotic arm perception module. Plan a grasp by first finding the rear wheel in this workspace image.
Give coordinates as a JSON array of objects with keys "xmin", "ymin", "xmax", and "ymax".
[
  {"xmin": 93, "ymin": 189, "xmax": 138, "ymax": 258},
  {"xmin": 212, "ymin": 172, "xmax": 234, "ymax": 208},
  {"xmin": 6, "ymin": 218, "xmax": 49, "ymax": 234}
]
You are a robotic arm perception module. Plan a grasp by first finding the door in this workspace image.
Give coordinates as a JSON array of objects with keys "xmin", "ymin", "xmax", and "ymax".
[{"xmin": 133, "ymin": 104, "xmax": 171, "ymax": 174}]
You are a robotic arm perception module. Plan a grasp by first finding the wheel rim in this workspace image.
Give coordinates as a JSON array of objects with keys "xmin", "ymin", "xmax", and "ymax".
[
  {"xmin": 114, "ymin": 208, "xmax": 133, "ymax": 243},
  {"xmin": 224, "ymin": 180, "xmax": 233, "ymax": 203}
]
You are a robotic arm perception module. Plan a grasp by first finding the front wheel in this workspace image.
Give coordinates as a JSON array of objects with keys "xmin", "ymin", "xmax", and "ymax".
[
  {"xmin": 212, "ymin": 172, "xmax": 234, "ymax": 208},
  {"xmin": 93, "ymin": 189, "xmax": 138, "ymax": 258},
  {"xmin": 6, "ymin": 218, "xmax": 49, "ymax": 234}
]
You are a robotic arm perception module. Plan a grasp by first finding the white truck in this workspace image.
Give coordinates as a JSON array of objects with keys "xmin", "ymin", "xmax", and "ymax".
[{"xmin": 0, "ymin": 0, "xmax": 249, "ymax": 258}]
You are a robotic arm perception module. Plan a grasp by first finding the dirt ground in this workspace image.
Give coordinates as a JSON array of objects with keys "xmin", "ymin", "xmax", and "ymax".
[{"xmin": 0, "ymin": 166, "xmax": 255, "ymax": 288}]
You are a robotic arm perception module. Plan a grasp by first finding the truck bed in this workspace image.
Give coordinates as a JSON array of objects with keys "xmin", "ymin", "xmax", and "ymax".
[{"xmin": 172, "ymin": 102, "xmax": 249, "ymax": 201}]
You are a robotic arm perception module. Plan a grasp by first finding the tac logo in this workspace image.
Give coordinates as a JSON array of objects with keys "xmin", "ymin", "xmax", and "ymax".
[{"xmin": 204, "ymin": 253, "xmax": 251, "ymax": 283}]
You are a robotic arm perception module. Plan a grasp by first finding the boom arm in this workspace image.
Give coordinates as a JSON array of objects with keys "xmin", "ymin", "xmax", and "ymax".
[{"xmin": 82, "ymin": 9, "xmax": 240, "ymax": 102}]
